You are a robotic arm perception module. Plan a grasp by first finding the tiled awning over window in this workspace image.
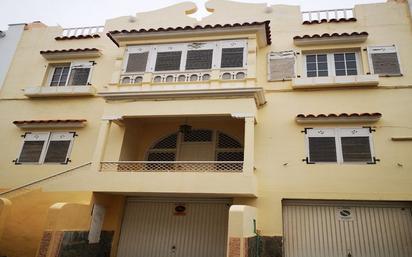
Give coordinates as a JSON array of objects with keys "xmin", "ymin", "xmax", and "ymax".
[
  {"xmin": 107, "ymin": 21, "xmax": 272, "ymax": 47},
  {"xmin": 295, "ymin": 113, "xmax": 382, "ymax": 124},
  {"xmin": 40, "ymin": 48, "xmax": 101, "ymax": 60},
  {"xmin": 13, "ymin": 119, "xmax": 87, "ymax": 128},
  {"xmin": 293, "ymin": 32, "xmax": 368, "ymax": 46}
]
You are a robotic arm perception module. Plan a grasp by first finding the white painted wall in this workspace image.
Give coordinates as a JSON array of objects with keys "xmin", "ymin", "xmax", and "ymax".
[{"xmin": 0, "ymin": 24, "xmax": 25, "ymax": 90}]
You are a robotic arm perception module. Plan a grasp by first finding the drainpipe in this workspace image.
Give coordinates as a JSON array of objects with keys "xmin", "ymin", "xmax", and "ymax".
[{"xmin": 253, "ymin": 219, "xmax": 260, "ymax": 257}]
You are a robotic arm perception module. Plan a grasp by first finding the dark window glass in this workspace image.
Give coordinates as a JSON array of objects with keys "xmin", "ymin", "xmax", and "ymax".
[
  {"xmin": 50, "ymin": 66, "xmax": 70, "ymax": 86},
  {"xmin": 341, "ymin": 137, "xmax": 372, "ymax": 162},
  {"xmin": 185, "ymin": 49, "xmax": 213, "ymax": 70},
  {"xmin": 217, "ymin": 151, "xmax": 244, "ymax": 161},
  {"xmin": 308, "ymin": 137, "xmax": 337, "ymax": 162},
  {"xmin": 147, "ymin": 152, "xmax": 176, "ymax": 161},
  {"xmin": 68, "ymin": 67, "xmax": 90, "ymax": 85},
  {"xmin": 221, "ymin": 48, "xmax": 244, "ymax": 68},
  {"xmin": 306, "ymin": 54, "xmax": 328, "ymax": 77},
  {"xmin": 154, "ymin": 51, "xmax": 182, "ymax": 71},
  {"xmin": 334, "ymin": 53, "xmax": 357, "ymax": 76},
  {"xmin": 44, "ymin": 141, "xmax": 71, "ymax": 163},
  {"xmin": 18, "ymin": 141, "xmax": 44, "ymax": 163},
  {"xmin": 152, "ymin": 134, "xmax": 178, "ymax": 149},
  {"xmin": 218, "ymin": 133, "xmax": 242, "ymax": 148}
]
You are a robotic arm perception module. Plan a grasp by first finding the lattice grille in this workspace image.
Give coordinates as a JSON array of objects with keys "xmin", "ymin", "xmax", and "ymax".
[
  {"xmin": 147, "ymin": 152, "xmax": 176, "ymax": 161},
  {"xmin": 218, "ymin": 133, "xmax": 242, "ymax": 148},
  {"xmin": 152, "ymin": 134, "xmax": 178, "ymax": 149},
  {"xmin": 100, "ymin": 161, "xmax": 243, "ymax": 172},
  {"xmin": 183, "ymin": 129, "xmax": 213, "ymax": 142},
  {"xmin": 216, "ymin": 152, "xmax": 244, "ymax": 161}
]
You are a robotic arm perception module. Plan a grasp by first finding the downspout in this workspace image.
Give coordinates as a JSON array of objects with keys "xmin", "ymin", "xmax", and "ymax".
[{"xmin": 253, "ymin": 219, "xmax": 260, "ymax": 257}]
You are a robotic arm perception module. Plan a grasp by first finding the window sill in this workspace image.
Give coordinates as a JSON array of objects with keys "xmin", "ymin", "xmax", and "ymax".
[
  {"xmin": 24, "ymin": 85, "xmax": 96, "ymax": 97},
  {"xmin": 292, "ymin": 74, "xmax": 379, "ymax": 89}
]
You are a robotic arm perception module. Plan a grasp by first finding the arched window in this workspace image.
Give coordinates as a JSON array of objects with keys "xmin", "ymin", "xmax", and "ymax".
[{"xmin": 146, "ymin": 130, "xmax": 243, "ymax": 161}]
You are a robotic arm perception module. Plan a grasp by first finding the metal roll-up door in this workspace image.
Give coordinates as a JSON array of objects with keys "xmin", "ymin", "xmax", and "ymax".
[
  {"xmin": 283, "ymin": 200, "xmax": 412, "ymax": 257},
  {"xmin": 117, "ymin": 198, "xmax": 230, "ymax": 257}
]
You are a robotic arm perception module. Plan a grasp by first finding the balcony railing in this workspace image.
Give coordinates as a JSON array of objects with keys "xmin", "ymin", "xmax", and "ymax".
[
  {"xmin": 100, "ymin": 161, "xmax": 244, "ymax": 172},
  {"xmin": 61, "ymin": 26, "xmax": 104, "ymax": 37},
  {"xmin": 302, "ymin": 8, "xmax": 354, "ymax": 22}
]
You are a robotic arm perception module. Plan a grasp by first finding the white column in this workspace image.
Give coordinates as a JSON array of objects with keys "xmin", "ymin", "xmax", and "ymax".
[
  {"xmin": 243, "ymin": 116, "xmax": 255, "ymax": 175},
  {"xmin": 91, "ymin": 120, "xmax": 112, "ymax": 171}
]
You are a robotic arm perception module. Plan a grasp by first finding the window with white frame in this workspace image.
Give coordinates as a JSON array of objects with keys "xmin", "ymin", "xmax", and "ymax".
[
  {"xmin": 122, "ymin": 40, "xmax": 247, "ymax": 75},
  {"xmin": 304, "ymin": 52, "xmax": 360, "ymax": 77},
  {"xmin": 16, "ymin": 132, "xmax": 75, "ymax": 164},
  {"xmin": 48, "ymin": 61, "xmax": 93, "ymax": 86},
  {"xmin": 305, "ymin": 128, "xmax": 375, "ymax": 164}
]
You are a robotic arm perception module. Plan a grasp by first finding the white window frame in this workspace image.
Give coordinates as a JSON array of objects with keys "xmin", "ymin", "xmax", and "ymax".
[
  {"xmin": 303, "ymin": 51, "xmax": 361, "ymax": 78},
  {"xmin": 367, "ymin": 45, "xmax": 403, "ymax": 76},
  {"xmin": 122, "ymin": 39, "xmax": 248, "ymax": 75},
  {"xmin": 47, "ymin": 61, "xmax": 93, "ymax": 87},
  {"xmin": 305, "ymin": 127, "xmax": 374, "ymax": 164},
  {"xmin": 17, "ymin": 132, "xmax": 75, "ymax": 164}
]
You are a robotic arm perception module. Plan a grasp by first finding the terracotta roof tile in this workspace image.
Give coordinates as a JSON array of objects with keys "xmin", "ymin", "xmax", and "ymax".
[
  {"xmin": 293, "ymin": 31, "xmax": 368, "ymax": 40},
  {"xmin": 303, "ymin": 18, "xmax": 357, "ymax": 25},
  {"xmin": 13, "ymin": 119, "xmax": 87, "ymax": 125},
  {"xmin": 40, "ymin": 48, "xmax": 99, "ymax": 54},
  {"xmin": 55, "ymin": 34, "xmax": 100, "ymax": 40},
  {"xmin": 296, "ymin": 113, "xmax": 382, "ymax": 119},
  {"xmin": 107, "ymin": 21, "xmax": 271, "ymax": 46}
]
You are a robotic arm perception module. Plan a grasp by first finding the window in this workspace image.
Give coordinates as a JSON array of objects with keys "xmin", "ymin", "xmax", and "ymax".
[
  {"xmin": 368, "ymin": 45, "xmax": 402, "ymax": 76},
  {"xmin": 48, "ymin": 62, "xmax": 92, "ymax": 86},
  {"xmin": 122, "ymin": 40, "xmax": 247, "ymax": 76},
  {"xmin": 304, "ymin": 52, "xmax": 360, "ymax": 77},
  {"xmin": 16, "ymin": 132, "xmax": 75, "ymax": 164},
  {"xmin": 305, "ymin": 128, "xmax": 374, "ymax": 164}
]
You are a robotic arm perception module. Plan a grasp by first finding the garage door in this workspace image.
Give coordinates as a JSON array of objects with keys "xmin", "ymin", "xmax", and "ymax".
[
  {"xmin": 117, "ymin": 198, "xmax": 230, "ymax": 257},
  {"xmin": 283, "ymin": 200, "xmax": 412, "ymax": 257}
]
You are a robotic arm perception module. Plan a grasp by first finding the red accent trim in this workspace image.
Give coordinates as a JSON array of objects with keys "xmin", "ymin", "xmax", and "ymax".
[
  {"xmin": 40, "ymin": 48, "xmax": 99, "ymax": 54},
  {"xmin": 303, "ymin": 18, "xmax": 357, "ymax": 25},
  {"xmin": 13, "ymin": 119, "xmax": 87, "ymax": 124},
  {"xmin": 296, "ymin": 113, "xmax": 382, "ymax": 119}
]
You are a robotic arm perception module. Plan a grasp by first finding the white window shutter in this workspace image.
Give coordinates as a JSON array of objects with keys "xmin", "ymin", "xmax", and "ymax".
[
  {"xmin": 268, "ymin": 50, "xmax": 295, "ymax": 81},
  {"xmin": 44, "ymin": 132, "xmax": 75, "ymax": 163},
  {"xmin": 306, "ymin": 128, "xmax": 337, "ymax": 163},
  {"xmin": 17, "ymin": 132, "xmax": 50, "ymax": 163},
  {"xmin": 368, "ymin": 46, "xmax": 401, "ymax": 76},
  {"xmin": 68, "ymin": 61, "xmax": 93, "ymax": 86}
]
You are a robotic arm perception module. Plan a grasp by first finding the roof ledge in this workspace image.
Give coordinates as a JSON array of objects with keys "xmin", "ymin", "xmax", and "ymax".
[
  {"xmin": 13, "ymin": 119, "xmax": 87, "ymax": 129},
  {"xmin": 295, "ymin": 113, "xmax": 382, "ymax": 124},
  {"xmin": 40, "ymin": 48, "xmax": 101, "ymax": 60},
  {"xmin": 107, "ymin": 21, "xmax": 271, "ymax": 48},
  {"xmin": 98, "ymin": 87, "xmax": 266, "ymax": 107}
]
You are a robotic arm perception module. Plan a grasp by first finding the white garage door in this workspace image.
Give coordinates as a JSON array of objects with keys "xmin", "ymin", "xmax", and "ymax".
[
  {"xmin": 283, "ymin": 200, "xmax": 412, "ymax": 257},
  {"xmin": 117, "ymin": 198, "xmax": 230, "ymax": 257}
]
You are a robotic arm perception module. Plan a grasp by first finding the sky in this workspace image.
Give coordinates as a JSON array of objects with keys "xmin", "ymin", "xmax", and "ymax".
[{"xmin": 0, "ymin": 0, "xmax": 386, "ymax": 30}]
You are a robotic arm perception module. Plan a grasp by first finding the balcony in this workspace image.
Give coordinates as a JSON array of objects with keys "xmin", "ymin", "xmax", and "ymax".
[
  {"xmin": 100, "ymin": 161, "xmax": 243, "ymax": 173},
  {"xmin": 90, "ymin": 115, "xmax": 256, "ymax": 196},
  {"xmin": 302, "ymin": 8, "xmax": 355, "ymax": 24}
]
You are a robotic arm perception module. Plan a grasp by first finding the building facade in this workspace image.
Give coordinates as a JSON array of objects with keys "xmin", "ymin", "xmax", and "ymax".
[{"xmin": 0, "ymin": 0, "xmax": 412, "ymax": 257}]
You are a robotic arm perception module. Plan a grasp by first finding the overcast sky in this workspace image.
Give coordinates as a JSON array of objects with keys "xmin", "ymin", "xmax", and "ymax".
[{"xmin": 1, "ymin": 0, "xmax": 386, "ymax": 30}]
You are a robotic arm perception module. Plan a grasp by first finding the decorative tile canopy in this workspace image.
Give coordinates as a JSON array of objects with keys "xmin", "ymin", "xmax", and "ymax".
[
  {"xmin": 295, "ymin": 113, "xmax": 382, "ymax": 123},
  {"xmin": 293, "ymin": 32, "xmax": 368, "ymax": 46},
  {"xmin": 55, "ymin": 34, "xmax": 100, "ymax": 40},
  {"xmin": 13, "ymin": 119, "xmax": 87, "ymax": 128},
  {"xmin": 107, "ymin": 21, "xmax": 272, "ymax": 47},
  {"xmin": 40, "ymin": 48, "xmax": 101, "ymax": 60},
  {"xmin": 303, "ymin": 18, "xmax": 357, "ymax": 25}
]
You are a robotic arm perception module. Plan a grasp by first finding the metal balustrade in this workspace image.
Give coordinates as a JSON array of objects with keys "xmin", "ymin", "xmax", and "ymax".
[
  {"xmin": 302, "ymin": 8, "xmax": 354, "ymax": 22},
  {"xmin": 100, "ymin": 161, "xmax": 244, "ymax": 172},
  {"xmin": 62, "ymin": 26, "xmax": 104, "ymax": 37}
]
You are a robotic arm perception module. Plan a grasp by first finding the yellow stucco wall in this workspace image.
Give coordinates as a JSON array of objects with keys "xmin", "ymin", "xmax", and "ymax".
[{"xmin": 0, "ymin": 0, "xmax": 411, "ymax": 255}]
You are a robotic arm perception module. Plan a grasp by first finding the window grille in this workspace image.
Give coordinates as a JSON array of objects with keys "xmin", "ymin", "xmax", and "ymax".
[
  {"xmin": 152, "ymin": 133, "xmax": 178, "ymax": 149},
  {"xmin": 183, "ymin": 129, "xmax": 213, "ymax": 142},
  {"xmin": 155, "ymin": 51, "xmax": 182, "ymax": 71},
  {"xmin": 341, "ymin": 137, "xmax": 372, "ymax": 162},
  {"xmin": 218, "ymin": 133, "xmax": 242, "ymax": 148},
  {"xmin": 19, "ymin": 141, "xmax": 45, "ymax": 163},
  {"xmin": 308, "ymin": 137, "xmax": 337, "ymax": 162},
  {"xmin": 221, "ymin": 48, "xmax": 244, "ymax": 68},
  {"xmin": 126, "ymin": 52, "xmax": 149, "ymax": 73},
  {"xmin": 185, "ymin": 49, "xmax": 213, "ymax": 70}
]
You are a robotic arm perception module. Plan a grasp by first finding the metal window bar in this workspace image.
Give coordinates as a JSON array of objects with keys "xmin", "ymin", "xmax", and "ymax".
[
  {"xmin": 302, "ymin": 8, "xmax": 353, "ymax": 22},
  {"xmin": 62, "ymin": 26, "xmax": 104, "ymax": 37},
  {"xmin": 100, "ymin": 161, "xmax": 244, "ymax": 173}
]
